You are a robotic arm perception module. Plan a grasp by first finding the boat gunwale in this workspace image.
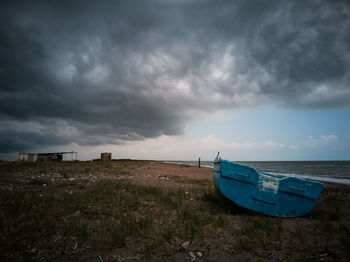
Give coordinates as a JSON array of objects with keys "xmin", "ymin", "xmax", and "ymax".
[{"xmin": 214, "ymin": 158, "xmax": 325, "ymax": 187}]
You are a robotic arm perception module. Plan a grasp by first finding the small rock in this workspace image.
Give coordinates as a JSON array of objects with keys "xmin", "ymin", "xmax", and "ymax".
[
  {"xmin": 196, "ymin": 252, "xmax": 203, "ymax": 257},
  {"xmin": 188, "ymin": 252, "xmax": 196, "ymax": 261},
  {"xmin": 181, "ymin": 241, "xmax": 190, "ymax": 249}
]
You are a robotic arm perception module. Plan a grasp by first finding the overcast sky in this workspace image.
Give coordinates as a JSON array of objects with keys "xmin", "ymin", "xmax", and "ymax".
[{"xmin": 1, "ymin": 0, "xmax": 349, "ymax": 160}]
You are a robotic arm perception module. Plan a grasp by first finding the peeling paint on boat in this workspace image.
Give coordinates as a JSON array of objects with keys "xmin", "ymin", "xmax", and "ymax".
[{"xmin": 258, "ymin": 174, "xmax": 279, "ymax": 193}]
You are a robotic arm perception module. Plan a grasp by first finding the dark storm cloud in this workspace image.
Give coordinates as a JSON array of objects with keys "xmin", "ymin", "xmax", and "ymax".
[{"xmin": 0, "ymin": 0, "xmax": 349, "ymax": 152}]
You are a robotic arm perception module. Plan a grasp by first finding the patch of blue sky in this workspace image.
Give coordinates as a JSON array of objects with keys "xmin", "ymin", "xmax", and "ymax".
[
  {"xmin": 186, "ymin": 107, "xmax": 350, "ymax": 142},
  {"xmin": 184, "ymin": 107, "xmax": 350, "ymax": 160}
]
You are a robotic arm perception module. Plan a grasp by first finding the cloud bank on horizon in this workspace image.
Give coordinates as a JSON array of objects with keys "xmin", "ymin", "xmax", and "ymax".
[{"xmin": 0, "ymin": 0, "xmax": 349, "ymax": 153}]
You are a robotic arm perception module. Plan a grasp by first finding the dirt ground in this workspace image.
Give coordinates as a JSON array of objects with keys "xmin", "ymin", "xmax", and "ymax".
[{"xmin": 0, "ymin": 161, "xmax": 349, "ymax": 261}]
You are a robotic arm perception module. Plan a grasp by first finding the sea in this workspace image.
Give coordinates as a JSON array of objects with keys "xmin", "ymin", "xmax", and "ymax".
[{"xmin": 165, "ymin": 160, "xmax": 350, "ymax": 185}]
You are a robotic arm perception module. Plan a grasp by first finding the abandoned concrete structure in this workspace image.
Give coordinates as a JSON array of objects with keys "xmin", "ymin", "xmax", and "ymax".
[
  {"xmin": 18, "ymin": 152, "xmax": 77, "ymax": 162},
  {"xmin": 101, "ymin": 152, "xmax": 112, "ymax": 161},
  {"xmin": 18, "ymin": 153, "xmax": 37, "ymax": 162}
]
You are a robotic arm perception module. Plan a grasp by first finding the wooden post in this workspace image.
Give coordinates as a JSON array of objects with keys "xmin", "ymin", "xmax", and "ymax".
[{"xmin": 198, "ymin": 157, "xmax": 201, "ymax": 168}]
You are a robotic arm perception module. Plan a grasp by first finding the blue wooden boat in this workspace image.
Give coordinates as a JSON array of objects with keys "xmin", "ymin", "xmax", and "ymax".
[{"xmin": 213, "ymin": 159, "xmax": 324, "ymax": 217}]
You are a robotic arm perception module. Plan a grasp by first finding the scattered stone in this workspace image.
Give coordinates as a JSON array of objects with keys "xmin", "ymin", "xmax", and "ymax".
[
  {"xmin": 188, "ymin": 251, "xmax": 196, "ymax": 261},
  {"xmin": 181, "ymin": 241, "xmax": 190, "ymax": 249},
  {"xmin": 320, "ymin": 253, "xmax": 329, "ymax": 258},
  {"xmin": 196, "ymin": 252, "xmax": 203, "ymax": 257}
]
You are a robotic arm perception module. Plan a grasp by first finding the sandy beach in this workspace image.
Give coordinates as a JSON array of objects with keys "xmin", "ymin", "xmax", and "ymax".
[{"xmin": 0, "ymin": 160, "xmax": 349, "ymax": 261}]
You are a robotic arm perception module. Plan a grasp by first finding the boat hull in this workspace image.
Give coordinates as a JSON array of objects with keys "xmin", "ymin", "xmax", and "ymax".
[{"xmin": 213, "ymin": 159, "xmax": 324, "ymax": 217}]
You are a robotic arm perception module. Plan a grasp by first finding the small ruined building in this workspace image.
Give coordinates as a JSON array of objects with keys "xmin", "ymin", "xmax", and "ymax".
[
  {"xmin": 101, "ymin": 152, "xmax": 112, "ymax": 161},
  {"xmin": 18, "ymin": 152, "xmax": 77, "ymax": 162},
  {"xmin": 18, "ymin": 153, "xmax": 37, "ymax": 162}
]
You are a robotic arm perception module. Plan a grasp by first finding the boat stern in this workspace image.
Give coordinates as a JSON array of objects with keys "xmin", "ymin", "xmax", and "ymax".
[{"xmin": 213, "ymin": 159, "xmax": 221, "ymax": 189}]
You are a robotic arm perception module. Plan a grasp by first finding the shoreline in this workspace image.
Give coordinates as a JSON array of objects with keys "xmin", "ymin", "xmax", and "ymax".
[{"xmin": 163, "ymin": 160, "xmax": 350, "ymax": 186}]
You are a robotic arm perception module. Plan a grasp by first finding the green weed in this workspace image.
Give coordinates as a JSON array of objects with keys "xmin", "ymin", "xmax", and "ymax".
[
  {"xmin": 237, "ymin": 217, "xmax": 282, "ymax": 251},
  {"xmin": 28, "ymin": 177, "xmax": 51, "ymax": 185},
  {"xmin": 172, "ymin": 177, "xmax": 212, "ymax": 187},
  {"xmin": 63, "ymin": 219, "xmax": 88, "ymax": 239},
  {"xmin": 94, "ymin": 212, "xmax": 152, "ymax": 248},
  {"xmin": 57, "ymin": 180, "xmax": 78, "ymax": 187}
]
